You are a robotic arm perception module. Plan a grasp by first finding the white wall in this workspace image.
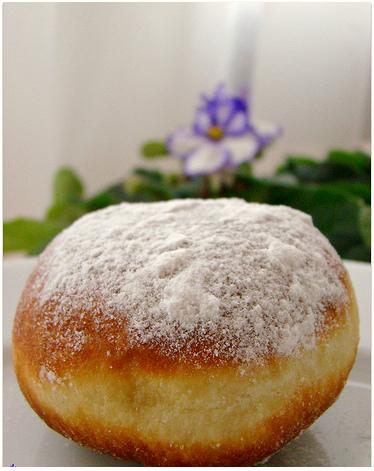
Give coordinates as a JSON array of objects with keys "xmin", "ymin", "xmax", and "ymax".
[
  {"xmin": 253, "ymin": 2, "xmax": 371, "ymax": 174},
  {"xmin": 4, "ymin": 3, "xmax": 371, "ymax": 219}
]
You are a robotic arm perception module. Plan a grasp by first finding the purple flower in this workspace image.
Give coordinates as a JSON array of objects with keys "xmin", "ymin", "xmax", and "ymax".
[{"xmin": 167, "ymin": 84, "xmax": 281, "ymax": 177}]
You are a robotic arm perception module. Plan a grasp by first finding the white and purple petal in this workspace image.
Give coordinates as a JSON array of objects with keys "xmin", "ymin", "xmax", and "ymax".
[
  {"xmin": 168, "ymin": 86, "xmax": 281, "ymax": 176},
  {"xmin": 224, "ymin": 111, "xmax": 249, "ymax": 136},
  {"xmin": 166, "ymin": 128, "xmax": 205, "ymax": 159},
  {"xmin": 184, "ymin": 143, "xmax": 229, "ymax": 177},
  {"xmin": 223, "ymin": 134, "xmax": 260, "ymax": 166},
  {"xmin": 252, "ymin": 120, "xmax": 282, "ymax": 145},
  {"xmin": 221, "ymin": 95, "xmax": 249, "ymax": 136},
  {"xmin": 216, "ymin": 99, "xmax": 233, "ymax": 127},
  {"xmin": 193, "ymin": 109, "xmax": 212, "ymax": 135},
  {"xmin": 212, "ymin": 83, "xmax": 227, "ymax": 101}
]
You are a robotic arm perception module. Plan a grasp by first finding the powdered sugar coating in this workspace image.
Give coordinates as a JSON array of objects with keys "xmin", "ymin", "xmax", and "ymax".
[{"xmin": 34, "ymin": 199, "xmax": 348, "ymax": 364}]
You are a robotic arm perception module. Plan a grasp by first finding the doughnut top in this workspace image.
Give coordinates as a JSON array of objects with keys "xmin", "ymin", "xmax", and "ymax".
[{"xmin": 33, "ymin": 199, "xmax": 347, "ymax": 365}]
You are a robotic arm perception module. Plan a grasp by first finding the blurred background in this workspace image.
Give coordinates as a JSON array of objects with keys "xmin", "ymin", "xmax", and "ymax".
[{"xmin": 4, "ymin": 2, "xmax": 371, "ymax": 220}]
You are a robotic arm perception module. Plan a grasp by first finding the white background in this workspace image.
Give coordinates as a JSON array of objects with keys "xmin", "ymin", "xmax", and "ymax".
[{"xmin": 4, "ymin": 2, "xmax": 371, "ymax": 219}]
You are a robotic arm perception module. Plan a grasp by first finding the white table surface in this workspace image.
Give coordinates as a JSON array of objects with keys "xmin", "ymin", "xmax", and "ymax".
[{"xmin": 3, "ymin": 257, "xmax": 371, "ymax": 467}]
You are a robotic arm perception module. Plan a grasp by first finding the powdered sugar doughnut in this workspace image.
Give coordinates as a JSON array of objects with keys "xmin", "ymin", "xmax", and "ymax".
[{"xmin": 13, "ymin": 199, "xmax": 359, "ymax": 466}]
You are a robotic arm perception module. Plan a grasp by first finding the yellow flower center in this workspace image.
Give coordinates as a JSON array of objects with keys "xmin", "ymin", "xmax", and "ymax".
[{"xmin": 207, "ymin": 126, "xmax": 224, "ymax": 140}]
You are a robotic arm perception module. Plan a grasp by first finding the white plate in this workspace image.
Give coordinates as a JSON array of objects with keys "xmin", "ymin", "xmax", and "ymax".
[{"xmin": 3, "ymin": 258, "xmax": 371, "ymax": 467}]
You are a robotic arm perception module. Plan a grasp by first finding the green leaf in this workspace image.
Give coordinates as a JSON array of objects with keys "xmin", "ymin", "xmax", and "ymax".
[
  {"xmin": 53, "ymin": 167, "xmax": 84, "ymax": 205},
  {"xmin": 327, "ymin": 149, "xmax": 371, "ymax": 177},
  {"xmin": 3, "ymin": 218, "xmax": 63, "ymax": 255},
  {"xmin": 171, "ymin": 177, "xmax": 205, "ymax": 199},
  {"xmin": 46, "ymin": 201, "xmax": 87, "ymax": 226},
  {"xmin": 276, "ymin": 156, "xmax": 318, "ymax": 175},
  {"xmin": 123, "ymin": 175, "xmax": 144, "ymax": 196},
  {"xmin": 164, "ymin": 173, "xmax": 184, "ymax": 185},
  {"xmin": 277, "ymin": 150, "xmax": 371, "ymax": 184},
  {"xmin": 86, "ymin": 192, "xmax": 119, "ymax": 211},
  {"xmin": 341, "ymin": 243, "xmax": 371, "ymax": 262},
  {"xmin": 235, "ymin": 162, "xmax": 253, "ymax": 177},
  {"xmin": 276, "ymin": 158, "xmax": 332, "ymax": 183},
  {"xmin": 323, "ymin": 182, "xmax": 371, "ymax": 204},
  {"xmin": 141, "ymin": 140, "xmax": 169, "ymax": 158},
  {"xmin": 86, "ymin": 183, "xmax": 131, "ymax": 210},
  {"xmin": 359, "ymin": 204, "xmax": 371, "ymax": 248},
  {"xmin": 134, "ymin": 167, "xmax": 164, "ymax": 182}
]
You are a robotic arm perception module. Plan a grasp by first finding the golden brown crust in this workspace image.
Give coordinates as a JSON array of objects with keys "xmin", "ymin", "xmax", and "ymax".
[
  {"xmin": 13, "ymin": 324, "xmax": 357, "ymax": 466},
  {"xmin": 13, "ymin": 266, "xmax": 351, "ymax": 376},
  {"xmin": 12, "ymin": 269, "xmax": 359, "ymax": 466},
  {"xmin": 12, "ymin": 364, "xmax": 352, "ymax": 466}
]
